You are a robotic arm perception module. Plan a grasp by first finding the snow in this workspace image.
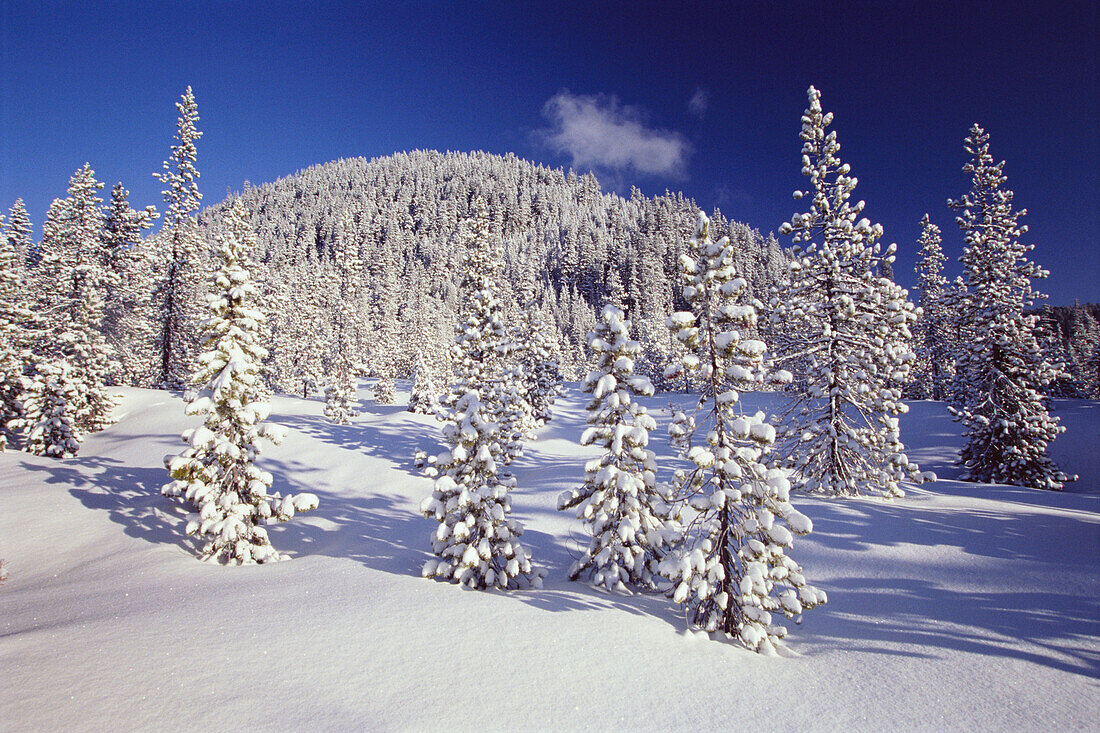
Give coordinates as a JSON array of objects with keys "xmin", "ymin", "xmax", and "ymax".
[{"xmin": 2, "ymin": 384, "xmax": 1098, "ymax": 730}]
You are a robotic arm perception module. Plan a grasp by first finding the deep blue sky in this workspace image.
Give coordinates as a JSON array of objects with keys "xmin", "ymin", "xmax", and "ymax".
[{"xmin": 2, "ymin": 1, "xmax": 1096, "ymax": 304}]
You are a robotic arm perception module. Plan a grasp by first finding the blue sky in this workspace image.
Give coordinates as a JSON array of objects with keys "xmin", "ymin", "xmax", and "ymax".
[{"xmin": 2, "ymin": 1, "xmax": 1096, "ymax": 303}]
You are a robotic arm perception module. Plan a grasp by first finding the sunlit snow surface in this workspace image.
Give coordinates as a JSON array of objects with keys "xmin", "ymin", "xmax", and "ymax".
[{"xmin": 2, "ymin": 385, "xmax": 1097, "ymax": 730}]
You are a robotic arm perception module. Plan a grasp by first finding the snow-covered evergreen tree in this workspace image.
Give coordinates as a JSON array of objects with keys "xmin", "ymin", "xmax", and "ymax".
[
  {"xmin": 421, "ymin": 199, "xmax": 541, "ymax": 589},
  {"xmin": 420, "ymin": 390, "xmax": 542, "ymax": 589},
  {"xmin": 910, "ymin": 214, "xmax": 953, "ymax": 400},
  {"xmin": 770, "ymin": 86, "xmax": 926, "ymax": 498},
  {"xmin": 0, "ymin": 209, "xmax": 35, "ymax": 451},
  {"xmin": 21, "ymin": 361, "xmax": 80, "ymax": 459},
  {"xmin": 513, "ymin": 265, "xmax": 561, "ymax": 429},
  {"xmin": 102, "ymin": 182, "xmax": 159, "ymax": 386},
  {"xmin": 325, "ymin": 212, "xmax": 362, "ymax": 423},
  {"xmin": 5, "ymin": 199, "xmax": 32, "ymax": 273},
  {"xmin": 33, "ymin": 164, "xmax": 117, "ymax": 435},
  {"xmin": 947, "ymin": 125, "xmax": 1071, "ymax": 490},
  {"xmin": 439, "ymin": 198, "xmax": 522, "ymax": 465},
  {"xmin": 163, "ymin": 201, "xmax": 318, "ymax": 563},
  {"xmin": 153, "ymin": 86, "xmax": 205, "ymax": 389},
  {"xmin": 558, "ymin": 304, "xmax": 676, "ymax": 592},
  {"xmin": 663, "ymin": 212, "xmax": 825, "ymax": 652},
  {"xmin": 408, "ymin": 349, "xmax": 438, "ymax": 414},
  {"xmin": 370, "ymin": 250, "xmax": 399, "ymax": 405}
]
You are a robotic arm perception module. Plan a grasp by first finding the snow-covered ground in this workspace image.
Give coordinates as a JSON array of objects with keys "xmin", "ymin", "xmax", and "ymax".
[{"xmin": 2, "ymin": 384, "xmax": 1098, "ymax": 731}]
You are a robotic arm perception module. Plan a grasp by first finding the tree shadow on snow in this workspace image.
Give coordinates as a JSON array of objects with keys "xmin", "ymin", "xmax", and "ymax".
[
  {"xmin": 19, "ymin": 456, "xmax": 189, "ymax": 552},
  {"xmin": 275, "ymin": 412, "xmax": 445, "ymax": 479},
  {"xmin": 799, "ymin": 494, "xmax": 1100, "ymax": 675},
  {"xmin": 803, "ymin": 576, "xmax": 1100, "ymax": 677}
]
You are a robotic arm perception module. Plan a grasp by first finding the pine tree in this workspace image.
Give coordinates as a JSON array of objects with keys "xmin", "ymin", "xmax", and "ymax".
[
  {"xmin": 947, "ymin": 125, "xmax": 1071, "ymax": 490},
  {"xmin": 21, "ymin": 361, "xmax": 81, "ymax": 458},
  {"xmin": 439, "ymin": 198, "xmax": 521, "ymax": 465},
  {"xmin": 33, "ymin": 164, "xmax": 117, "ymax": 435},
  {"xmin": 325, "ymin": 212, "xmax": 361, "ymax": 423},
  {"xmin": 163, "ymin": 201, "xmax": 318, "ymax": 563},
  {"xmin": 941, "ymin": 276, "xmax": 974, "ymax": 405},
  {"xmin": 558, "ymin": 304, "xmax": 676, "ymax": 592},
  {"xmin": 408, "ymin": 349, "xmax": 438, "ymax": 414},
  {"xmin": 0, "ymin": 209, "xmax": 35, "ymax": 451},
  {"xmin": 663, "ymin": 212, "xmax": 825, "ymax": 652},
  {"xmin": 910, "ymin": 214, "xmax": 952, "ymax": 400},
  {"xmin": 102, "ymin": 183, "xmax": 159, "ymax": 386},
  {"xmin": 421, "ymin": 198, "xmax": 541, "ymax": 589},
  {"xmin": 371, "ymin": 250, "xmax": 399, "ymax": 405},
  {"xmin": 5, "ymin": 199, "xmax": 32, "ymax": 273},
  {"xmin": 153, "ymin": 86, "xmax": 205, "ymax": 389},
  {"xmin": 770, "ymin": 86, "xmax": 927, "ymax": 498}
]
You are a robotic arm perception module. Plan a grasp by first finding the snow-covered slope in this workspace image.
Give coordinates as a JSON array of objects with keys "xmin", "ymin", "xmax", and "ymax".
[{"xmin": 2, "ymin": 386, "xmax": 1097, "ymax": 731}]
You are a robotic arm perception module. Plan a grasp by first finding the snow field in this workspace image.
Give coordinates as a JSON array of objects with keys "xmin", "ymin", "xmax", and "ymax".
[{"xmin": 2, "ymin": 383, "xmax": 1098, "ymax": 731}]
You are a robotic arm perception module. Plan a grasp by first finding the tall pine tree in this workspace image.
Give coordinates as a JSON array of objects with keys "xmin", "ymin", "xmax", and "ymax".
[
  {"xmin": 770, "ymin": 87, "xmax": 927, "ymax": 498},
  {"xmin": 164, "ymin": 201, "xmax": 318, "ymax": 563},
  {"xmin": 664, "ymin": 212, "xmax": 825, "ymax": 652},
  {"xmin": 558, "ymin": 304, "xmax": 677, "ymax": 592},
  {"xmin": 153, "ymin": 86, "xmax": 204, "ymax": 389},
  {"xmin": 910, "ymin": 214, "xmax": 953, "ymax": 400},
  {"xmin": 947, "ymin": 125, "xmax": 1071, "ymax": 490}
]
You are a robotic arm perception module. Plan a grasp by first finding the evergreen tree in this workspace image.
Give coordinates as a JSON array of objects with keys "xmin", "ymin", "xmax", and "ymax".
[
  {"xmin": 163, "ymin": 201, "xmax": 318, "ymax": 563},
  {"xmin": 408, "ymin": 349, "xmax": 438, "ymax": 414},
  {"xmin": 325, "ymin": 212, "xmax": 362, "ymax": 423},
  {"xmin": 558, "ymin": 304, "xmax": 676, "ymax": 592},
  {"xmin": 21, "ymin": 361, "xmax": 80, "ymax": 459},
  {"xmin": 439, "ymin": 198, "xmax": 521, "ymax": 465},
  {"xmin": 511, "ymin": 264, "xmax": 559, "ymax": 432},
  {"xmin": 947, "ymin": 125, "xmax": 1071, "ymax": 490},
  {"xmin": 770, "ymin": 87, "xmax": 926, "ymax": 498},
  {"xmin": 421, "ymin": 198, "xmax": 541, "ymax": 589},
  {"xmin": 941, "ymin": 276, "xmax": 974, "ymax": 405},
  {"xmin": 0, "ymin": 209, "xmax": 35, "ymax": 450},
  {"xmin": 102, "ymin": 182, "xmax": 159, "ymax": 385},
  {"xmin": 153, "ymin": 86, "xmax": 205, "ymax": 389},
  {"xmin": 663, "ymin": 212, "xmax": 825, "ymax": 652},
  {"xmin": 910, "ymin": 214, "xmax": 952, "ymax": 400},
  {"xmin": 420, "ymin": 391, "xmax": 542, "ymax": 589},
  {"xmin": 34, "ymin": 164, "xmax": 117, "ymax": 435},
  {"xmin": 371, "ymin": 250, "xmax": 399, "ymax": 405},
  {"xmin": 5, "ymin": 199, "xmax": 32, "ymax": 273}
]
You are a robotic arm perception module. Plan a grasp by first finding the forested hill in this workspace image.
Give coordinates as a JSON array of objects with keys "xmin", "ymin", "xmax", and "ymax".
[{"xmin": 193, "ymin": 150, "xmax": 788, "ymax": 382}]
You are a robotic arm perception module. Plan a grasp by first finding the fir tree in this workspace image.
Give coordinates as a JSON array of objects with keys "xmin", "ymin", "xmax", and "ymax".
[
  {"xmin": 5, "ymin": 199, "xmax": 32, "ymax": 273},
  {"xmin": 558, "ymin": 304, "xmax": 677, "ymax": 592},
  {"xmin": 770, "ymin": 86, "xmax": 927, "ymax": 498},
  {"xmin": 21, "ymin": 361, "xmax": 80, "ymax": 459},
  {"xmin": 102, "ymin": 182, "xmax": 159, "ymax": 386},
  {"xmin": 513, "ymin": 264, "xmax": 561, "ymax": 429},
  {"xmin": 421, "ymin": 199, "xmax": 541, "ymax": 589},
  {"xmin": 153, "ymin": 86, "xmax": 205, "ymax": 389},
  {"xmin": 0, "ymin": 209, "xmax": 35, "ymax": 450},
  {"xmin": 325, "ymin": 212, "xmax": 361, "ymax": 423},
  {"xmin": 408, "ymin": 349, "xmax": 438, "ymax": 414},
  {"xmin": 34, "ymin": 164, "xmax": 117, "ymax": 435},
  {"xmin": 910, "ymin": 214, "xmax": 952, "ymax": 400},
  {"xmin": 663, "ymin": 212, "xmax": 825, "ymax": 652},
  {"xmin": 439, "ymin": 198, "xmax": 521, "ymax": 465},
  {"xmin": 371, "ymin": 250, "xmax": 399, "ymax": 405},
  {"xmin": 947, "ymin": 125, "xmax": 1071, "ymax": 490},
  {"xmin": 163, "ymin": 201, "xmax": 318, "ymax": 563}
]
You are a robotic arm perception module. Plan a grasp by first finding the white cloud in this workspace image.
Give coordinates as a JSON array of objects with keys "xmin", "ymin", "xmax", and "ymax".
[
  {"xmin": 536, "ymin": 90, "xmax": 691, "ymax": 179},
  {"xmin": 688, "ymin": 87, "xmax": 709, "ymax": 118}
]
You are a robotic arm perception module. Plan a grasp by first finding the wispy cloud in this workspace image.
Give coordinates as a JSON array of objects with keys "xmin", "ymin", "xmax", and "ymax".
[
  {"xmin": 688, "ymin": 87, "xmax": 709, "ymax": 118},
  {"xmin": 536, "ymin": 90, "xmax": 692, "ymax": 179}
]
